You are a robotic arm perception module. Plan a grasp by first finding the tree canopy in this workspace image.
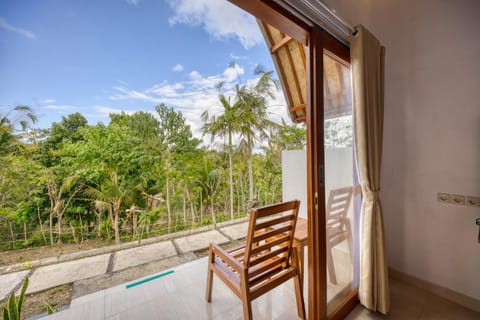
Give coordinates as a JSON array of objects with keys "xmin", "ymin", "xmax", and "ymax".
[{"xmin": 0, "ymin": 77, "xmax": 309, "ymax": 250}]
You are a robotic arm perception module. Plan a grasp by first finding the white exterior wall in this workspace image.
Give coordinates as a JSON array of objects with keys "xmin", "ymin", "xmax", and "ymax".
[
  {"xmin": 282, "ymin": 148, "xmax": 354, "ymax": 218},
  {"xmin": 282, "ymin": 150, "xmax": 308, "ymax": 218}
]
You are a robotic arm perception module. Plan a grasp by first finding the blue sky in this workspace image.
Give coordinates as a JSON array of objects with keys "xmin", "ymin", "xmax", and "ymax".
[{"xmin": 0, "ymin": 0, "xmax": 288, "ymax": 136}]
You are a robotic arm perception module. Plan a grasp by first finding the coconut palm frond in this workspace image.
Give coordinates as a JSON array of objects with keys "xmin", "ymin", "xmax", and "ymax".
[{"xmin": 60, "ymin": 176, "xmax": 79, "ymax": 193}]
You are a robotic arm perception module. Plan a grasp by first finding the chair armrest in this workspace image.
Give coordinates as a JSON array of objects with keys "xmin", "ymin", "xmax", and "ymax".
[{"xmin": 210, "ymin": 242, "xmax": 244, "ymax": 273}]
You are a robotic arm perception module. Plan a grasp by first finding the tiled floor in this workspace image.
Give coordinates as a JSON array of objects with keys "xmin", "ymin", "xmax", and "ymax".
[
  {"xmin": 43, "ymin": 257, "xmax": 479, "ymax": 320},
  {"xmin": 345, "ymin": 277, "xmax": 479, "ymax": 320}
]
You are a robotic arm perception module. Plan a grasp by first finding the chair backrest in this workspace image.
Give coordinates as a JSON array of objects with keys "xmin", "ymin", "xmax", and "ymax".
[
  {"xmin": 326, "ymin": 187, "xmax": 353, "ymax": 228},
  {"xmin": 243, "ymin": 200, "xmax": 300, "ymax": 283}
]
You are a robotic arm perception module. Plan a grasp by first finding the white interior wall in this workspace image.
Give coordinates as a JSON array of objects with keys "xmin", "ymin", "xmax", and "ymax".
[{"xmin": 323, "ymin": 0, "xmax": 480, "ymax": 299}]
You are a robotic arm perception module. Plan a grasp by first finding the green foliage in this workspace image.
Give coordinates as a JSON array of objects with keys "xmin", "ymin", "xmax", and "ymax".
[
  {"xmin": 44, "ymin": 302, "xmax": 56, "ymax": 315},
  {"xmin": 155, "ymin": 103, "xmax": 199, "ymax": 153},
  {"xmin": 110, "ymin": 111, "xmax": 161, "ymax": 141},
  {"xmin": 38, "ymin": 112, "xmax": 88, "ymax": 167},
  {"xmin": 216, "ymin": 213, "xmax": 228, "ymax": 223},
  {"xmin": 0, "ymin": 69, "xmax": 308, "ymax": 250},
  {"xmin": 201, "ymin": 94, "xmax": 242, "ymax": 220},
  {"xmin": 0, "ymin": 155, "xmax": 46, "ymax": 248},
  {"xmin": 2, "ymin": 277, "xmax": 28, "ymax": 320},
  {"xmin": 270, "ymin": 119, "xmax": 306, "ymax": 151},
  {"xmin": 0, "ymin": 105, "xmax": 37, "ymax": 156},
  {"xmin": 324, "ymin": 116, "xmax": 353, "ymax": 148},
  {"xmin": 234, "ymin": 70, "xmax": 279, "ymax": 203}
]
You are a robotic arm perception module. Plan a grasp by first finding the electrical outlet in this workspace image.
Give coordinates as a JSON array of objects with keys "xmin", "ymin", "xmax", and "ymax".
[
  {"xmin": 437, "ymin": 193, "xmax": 450, "ymax": 203},
  {"xmin": 451, "ymin": 194, "xmax": 465, "ymax": 205},
  {"xmin": 466, "ymin": 196, "xmax": 480, "ymax": 207}
]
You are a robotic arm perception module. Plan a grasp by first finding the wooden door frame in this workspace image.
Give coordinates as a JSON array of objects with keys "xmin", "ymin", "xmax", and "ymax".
[
  {"xmin": 228, "ymin": 1, "xmax": 354, "ymax": 319},
  {"xmin": 228, "ymin": 0, "xmax": 310, "ymax": 46},
  {"xmin": 305, "ymin": 25, "xmax": 328, "ymax": 319}
]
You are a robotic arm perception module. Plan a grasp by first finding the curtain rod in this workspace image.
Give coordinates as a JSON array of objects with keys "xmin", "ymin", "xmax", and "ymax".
[
  {"xmin": 276, "ymin": 0, "xmax": 353, "ymax": 45},
  {"xmin": 310, "ymin": 0, "xmax": 354, "ymax": 32}
]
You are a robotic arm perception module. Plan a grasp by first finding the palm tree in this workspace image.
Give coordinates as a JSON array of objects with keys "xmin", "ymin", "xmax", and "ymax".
[
  {"xmin": 86, "ymin": 170, "xmax": 139, "ymax": 244},
  {"xmin": 236, "ymin": 69, "xmax": 279, "ymax": 204},
  {"xmin": 0, "ymin": 105, "xmax": 37, "ymax": 154},
  {"xmin": 47, "ymin": 175, "xmax": 82, "ymax": 244},
  {"xmin": 201, "ymin": 94, "xmax": 241, "ymax": 220},
  {"xmin": 195, "ymin": 156, "xmax": 221, "ymax": 225}
]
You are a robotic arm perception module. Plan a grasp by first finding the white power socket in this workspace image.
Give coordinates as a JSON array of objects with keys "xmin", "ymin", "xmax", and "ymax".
[
  {"xmin": 437, "ymin": 193, "xmax": 450, "ymax": 203},
  {"xmin": 437, "ymin": 193, "xmax": 480, "ymax": 207},
  {"xmin": 451, "ymin": 194, "xmax": 465, "ymax": 205},
  {"xmin": 466, "ymin": 196, "xmax": 480, "ymax": 207}
]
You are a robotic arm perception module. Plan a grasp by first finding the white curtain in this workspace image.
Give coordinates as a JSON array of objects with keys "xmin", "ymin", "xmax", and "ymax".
[{"xmin": 351, "ymin": 24, "xmax": 390, "ymax": 314}]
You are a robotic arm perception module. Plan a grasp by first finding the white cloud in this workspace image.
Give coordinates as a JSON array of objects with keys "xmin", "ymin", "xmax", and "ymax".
[
  {"xmin": 44, "ymin": 104, "xmax": 77, "ymax": 112},
  {"xmin": 110, "ymin": 86, "xmax": 155, "ymax": 102},
  {"xmin": 40, "ymin": 98, "xmax": 56, "ymax": 104},
  {"xmin": 0, "ymin": 17, "xmax": 36, "ymax": 39},
  {"xmin": 188, "ymin": 70, "xmax": 202, "ymax": 80},
  {"xmin": 172, "ymin": 64, "xmax": 184, "ymax": 72},
  {"xmin": 266, "ymin": 88, "xmax": 288, "ymax": 124},
  {"xmin": 147, "ymin": 82, "xmax": 184, "ymax": 97},
  {"xmin": 95, "ymin": 105, "xmax": 137, "ymax": 117},
  {"xmin": 223, "ymin": 64, "xmax": 244, "ymax": 82},
  {"xmin": 167, "ymin": 0, "xmax": 263, "ymax": 49},
  {"xmin": 230, "ymin": 52, "xmax": 247, "ymax": 61},
  {"xmin": 107, "ymin": 64, "xmax": 289, "ymax": 138},
  {"xmin": 125, "ymin": 0, "xmax": 141, "ymax": 6}
]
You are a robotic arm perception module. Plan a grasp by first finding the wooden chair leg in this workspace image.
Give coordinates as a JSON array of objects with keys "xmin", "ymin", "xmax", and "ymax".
[
  {"xmin": 327, "ymin": 241, "xmax": 337, "ymax": 285},
  {"xmin": 206, "ymin": 268, "xmax": 213, "ymax": 302},
  {"xmin": 346, "ymin": 220, "xmax": 354, "ymax": 264},
  {"xmin": 293, "ymin": 241, "xmax": 304, "ymax": 292},
  {"xmin": 292, "ymin": 249, "xmax": 306, "ymax": 319},
  {"xmin": 241, "ymin": 300, "xmax": 253, "ymax": 320},
  {"xmin": 240, "ymin": 272, "xmax": 252, "ymax": 320},
  {"xmin": 206, "ymin": 247, "xmax": 214, "ymax": 302},
  {"xmin": 294, "ymin": 274, "xmax": 306, "ymax": 319}
]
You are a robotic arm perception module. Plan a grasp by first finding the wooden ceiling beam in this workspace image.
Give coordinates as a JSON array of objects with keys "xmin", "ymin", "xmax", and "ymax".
[
  {"xmin": 260, "ymin": 22, "xmax": 295, "ymax": 111},
  {"xmin": 297, "ymin": 42, "xmax": 306, "ymax": 68},
  {"xmin": 289, "ymin": 103, "xmax": 306, "ymax": 113},
  {"xmin": 228, "ymin": 0, "xmax": 309, "ymax": 45},
  {"xmin": 284, "ymin": 40, "xmax": 304, "ymax": 107},
  {"xmin": 295, "ymin": 116, "xmax": 306, "ymax": 123},
  {"xmin": 270, "ymin": 35, "xmax": 293, "ymax": 54}
]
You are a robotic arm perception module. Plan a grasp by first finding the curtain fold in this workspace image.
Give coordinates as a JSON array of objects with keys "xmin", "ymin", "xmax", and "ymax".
[{"xmin": 350, "ymin": 24, "xmax": 389, "ymax": 314}]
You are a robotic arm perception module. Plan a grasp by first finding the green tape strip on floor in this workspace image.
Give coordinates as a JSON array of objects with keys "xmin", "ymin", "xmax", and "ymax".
[{"xmin": 126, "ymin": 270, "xmax": 175, "ymax": 289}]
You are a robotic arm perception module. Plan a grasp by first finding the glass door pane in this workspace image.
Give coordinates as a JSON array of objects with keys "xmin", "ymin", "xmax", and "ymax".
[{"xmin": 323, "ymin": 51, "xmax": 359, "ymax": 314}]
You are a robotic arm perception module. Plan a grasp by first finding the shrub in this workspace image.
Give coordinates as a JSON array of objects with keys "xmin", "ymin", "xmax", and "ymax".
[{"xmin": 2, "ymin": 277, "xmax": 28, "ymax": 320}]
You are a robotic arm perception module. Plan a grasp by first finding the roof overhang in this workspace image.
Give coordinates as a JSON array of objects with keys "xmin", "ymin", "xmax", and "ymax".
[{"xmin": 259, "ymin": 21, "xmax": 352, "ymax": 123}]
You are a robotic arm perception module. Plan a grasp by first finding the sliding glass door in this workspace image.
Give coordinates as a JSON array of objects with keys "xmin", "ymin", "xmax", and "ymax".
[
  {"xmin": 323, "ymin": 50, "xmax": 359, "ymax": 316},
  {"xmin": 227, "ymin": 1, "xmax": 360, "ymax": 318}
]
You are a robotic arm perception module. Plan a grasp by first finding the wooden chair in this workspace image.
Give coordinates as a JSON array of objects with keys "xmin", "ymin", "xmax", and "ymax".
[
  {"xmin": 326, "ymin": 187, "xmax": 353, "ymax": 285},
  {"xmin": 206, "ymin": 200, "xmax": 305, "ymax": 320}
]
